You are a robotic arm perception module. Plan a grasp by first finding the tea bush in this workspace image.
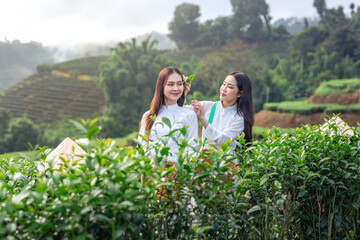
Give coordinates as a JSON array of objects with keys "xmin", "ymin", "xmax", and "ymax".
[{"xmin": 0, "ymin": 119, "xmax": 359, "ymax": 239}]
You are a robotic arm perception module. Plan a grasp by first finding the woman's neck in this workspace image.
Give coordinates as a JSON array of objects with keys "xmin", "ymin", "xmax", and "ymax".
[{"xmin": 221, "ymin": 100, "xmax": 236, "ymax": 108}]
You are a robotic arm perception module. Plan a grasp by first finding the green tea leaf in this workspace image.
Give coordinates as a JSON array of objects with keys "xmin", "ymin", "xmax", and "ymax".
[
  {"xmin": 162, "ymin": 117, "xmax": 172, "ymax": 128},
  {"xmin": 186, "ymin": 74, "xmax": 195, "ymax": 82}
]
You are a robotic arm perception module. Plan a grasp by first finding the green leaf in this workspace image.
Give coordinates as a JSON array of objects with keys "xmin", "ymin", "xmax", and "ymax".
[
  {"xmin": 160, "ymin": 147, "xmax": 170, "ymax": 156},
  {"xmin": 180, "ymin": 127, "xmax": 187, "ymax": 136},
  {"xmin": 161, "ymin": 117, "xmax": 172, "ymax": 128},
  {"xmin": 86, "ymin": 127, "xmax": 99, "ymax": 139},
  {"xmin": 12, "ymin": 191, "xmax": 29, "ymax": 205},
  {"xmin": 88, "ymin": 118, "xmax": 99, "ymax": 127},
  {"xmin": 150, "ymin": 114, "xmax": 157, "ymax": 121},
  {"xmin": 247, "ymin": 205, "xmax": 261, "ymax": 214},
  {"xmin": 186, "ymin": 74, "xmax": 195, "ymax": 82},
  {"xmin": 69, "ymin": 119, "xmax": 87, "ymax": 133}
]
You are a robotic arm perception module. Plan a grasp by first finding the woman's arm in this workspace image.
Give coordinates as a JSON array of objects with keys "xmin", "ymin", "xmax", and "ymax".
[
  {"xmin": 202, "ymin": 116, "xmax": 244, "ymax": 145},
  {"xmin": 191, "ymin": 100, "xmax": 209, "ymax": 128},
  {"xmin": 192, "ymin": 100, "xmax": 245, "ymax": 145}
]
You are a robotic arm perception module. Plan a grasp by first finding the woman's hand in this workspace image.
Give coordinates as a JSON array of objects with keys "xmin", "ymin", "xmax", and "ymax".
[
  {"xmin": 191, "ymin": 100, "xmax": 209, "ymax": 129},
  {"xmin": 191, "ymin": 100, "xmax": 202, "ymax": 117}
]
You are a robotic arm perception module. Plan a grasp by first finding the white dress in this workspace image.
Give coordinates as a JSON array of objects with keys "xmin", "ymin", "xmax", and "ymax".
[
  {"xmin": 200, "ymin": 101, "xmax": 244, "ymax": 158},
  {"xmin": 139, "ymin": 103, "xmax": 199, "ymax": 162}
]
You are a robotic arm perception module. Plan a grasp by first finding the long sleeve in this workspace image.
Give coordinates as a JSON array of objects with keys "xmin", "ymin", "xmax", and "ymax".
[
  {"xmin": 186, "ymin": 111, "xmax": 198, "ymax": 139},
  {"xmin": 200, "ymin": 101, "xmax": 244, "ymax": 151},
  {"xmin": 203, "ymin": 116, "xmax": 244, "ymax": 145}
]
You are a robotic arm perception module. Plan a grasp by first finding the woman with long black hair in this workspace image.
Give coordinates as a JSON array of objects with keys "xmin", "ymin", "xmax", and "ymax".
[{"xmin": 190, "ymin": 71, "xmax": 254, "ymax": 158}]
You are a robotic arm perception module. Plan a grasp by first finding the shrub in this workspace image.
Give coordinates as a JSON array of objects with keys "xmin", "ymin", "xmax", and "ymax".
[
  {"xmin": 324, "ymin": 104, "xmax": 348, "ymax": 114},
  {"xmin": 0, "ymin": 119, "xmax": 359, "ymax": 239},
  {"xmin": 263, "ymin": 102, "xmax": 278, "ymax": 111},
  {"xmin": 0, "ymin": 115, "xmax": 40, "ymax": 153},
  {"xmin": 348, "ymin": 104, "xmax": 360, "ymax": 113},
  {"xmin": 36, "ymin": 64, "xmax": 52, "ymax": 74},
  {"xmin": 315, "ymin": 78, "xmax": 360, "ymax": 95}
]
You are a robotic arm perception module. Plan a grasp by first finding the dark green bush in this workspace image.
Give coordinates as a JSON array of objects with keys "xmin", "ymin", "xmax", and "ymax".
[{"xmin": 324, "ymin": 104, "xmax": 348, "ymax": 114}]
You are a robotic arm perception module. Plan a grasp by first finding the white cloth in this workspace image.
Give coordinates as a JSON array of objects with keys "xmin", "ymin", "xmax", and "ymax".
[
  {"xmin": 139, "ymin": 103, "xmax": 198, "ymax": 162},
  {"xmin": 200, "ymin": 101, "xmax": 244, "ymax": 156}
]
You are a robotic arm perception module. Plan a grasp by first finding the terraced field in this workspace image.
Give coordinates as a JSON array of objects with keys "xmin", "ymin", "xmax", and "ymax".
[{"xmin": 0, "ymin": 56, "xmax": 107, "ymax": 124}]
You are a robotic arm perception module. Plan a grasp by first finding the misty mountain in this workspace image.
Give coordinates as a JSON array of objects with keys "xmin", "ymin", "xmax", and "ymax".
[
  {"xmin": 273, "ymin": 16, "xmax": 320, "ymax": 34},
  {"xmin": 0, "ymin": 32, "xmax": 176, "ymax": 92},
  {"xmin": 0, "ymin": 39, "xmax": 55, "ymax": 92}
]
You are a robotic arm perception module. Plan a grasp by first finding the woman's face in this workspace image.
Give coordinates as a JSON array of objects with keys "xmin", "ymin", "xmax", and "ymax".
[
  {"xmin": 219, "ymin": 75, "xmax": 241, "ymax": 106},
  {"xmin": 163, "ymin": 73, "xmax": 184, "ymax": 106}
]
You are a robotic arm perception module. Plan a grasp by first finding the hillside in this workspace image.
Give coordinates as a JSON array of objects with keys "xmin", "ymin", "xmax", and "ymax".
[
  {"xmin": 255, "ymin": 79, "xmax": 360, "ymax": 128},
  {"xmin": 0, "ymin": 56, "xmax": 107, "ymax": 124}
]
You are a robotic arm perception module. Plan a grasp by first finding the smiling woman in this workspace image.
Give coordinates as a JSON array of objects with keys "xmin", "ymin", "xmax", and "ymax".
[
  {"xmin": 138, "ymin": 67, "xmax": 198, "ymax": 163},
  {"xmin": 189, "ymin": 71, "xmax": 255, "ymax": 160}
]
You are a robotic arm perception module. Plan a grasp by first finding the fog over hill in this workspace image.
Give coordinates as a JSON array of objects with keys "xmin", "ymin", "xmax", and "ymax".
[
  {"xmin": 0, "ymin": 31, "xmax": 176, "ymax": 92},
  {"xmin": 53, "ymin": 31, "xmax": 177, "ymax": 62}
]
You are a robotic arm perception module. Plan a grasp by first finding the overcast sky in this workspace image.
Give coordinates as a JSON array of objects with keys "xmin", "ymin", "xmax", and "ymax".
[{"xmin": 0, "ymin": 0, "xmax": 356, "ymax": 46}]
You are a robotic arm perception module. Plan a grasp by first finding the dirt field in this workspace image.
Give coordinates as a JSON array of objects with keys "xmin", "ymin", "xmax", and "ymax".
[{"xmin": 255, "ymin": 111, "xmax": 359, "ymax": 128}]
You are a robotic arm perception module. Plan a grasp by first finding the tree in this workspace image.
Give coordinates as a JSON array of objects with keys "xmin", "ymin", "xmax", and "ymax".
[
  {"xmin": 0, "ymin": 115, "xmax": 40, "ymax": 153},
  {"xmin": 0, "ymin": 108, "xmax": 11, "ymax": 137},
  {"xmin": 195, "ymin": 16, "xmax": 232, "ymax": 47},
  {"xmin": 230, "ymin": 0, "xmax": 272, "ymax": 41},
  {"xmin": 350, "ymin": 6, "xmax": 360, "ymax": 59},
  {"xmin": 304, "ymin": 17, "xmax": 309, "ymax": 29},
  {"xmin": 168, "ymin": 3, "xmax": 201, "ymax": 49},
  {"xmin": 350, "ymin": 3, "xmax": 355, "ymax": 15},
  {"xmin": 99, "ymin": 37, "xmax": 170, "ymax": 137},
  {"xmin": 313, "ymin": 0, "xmax": 327, "ymax": 19}
]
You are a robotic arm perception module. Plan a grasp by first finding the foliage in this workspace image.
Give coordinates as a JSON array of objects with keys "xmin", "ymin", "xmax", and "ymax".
[
  {"xmin": 264, "ymin": 100, "xmax": 360, "ymax": 115},
  {"xmin": 252, "ymin": 126, "xmax": 292, "ymax": 140},
  {"xmin": 168, "ymin": 3, "xmax": 201, "ymax": 49},
  {"xmin": 52, "ymin": 56, "xmax": 108, "ymax": 76},
  {"xmin": 237, "ymin": 122, "xmax": 360, "ymax": 239},
  {"xmin": 194, "ymin": 16, "xmax": 232, "ymax": 47},
  {"xmin": 0, "ymin": 108, "xmax": 12, "ymax": 137},
  {"xmin": 39, "ymin": 119, "xmax": 87, "ymax": 148},
  {"xmin": 230, "ymin": 0, "xmax": 272, "ymax": 41},
  {"xmin": 0, "ymin": 119, "xmax": 359, "ymax": 239},
  {"xmin": 313, "ymin": 0, "xmax": 326, "ymax": 19},
  {"xmin": 314, "ymin": 78, "xmax": 360, "ymax": 95},
  {"xmin": 0, "ymin": 115, "xmax": 40, "ymax": 153},
  {"xmin": 273, "ymin": 16, "xmax": 319, "ymax": 34},
  {"xmin": 36, "ymin": 64, "xmax": 52, "ymax": 74},
  {"xmin": 99, "ymin": 37, "xmax": 170, "ymax": 138}
]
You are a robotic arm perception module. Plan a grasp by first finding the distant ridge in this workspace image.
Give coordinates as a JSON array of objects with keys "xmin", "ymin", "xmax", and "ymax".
[{"xmin": 0, "ymin": 56, "xmax": 106, "ymax": 124}]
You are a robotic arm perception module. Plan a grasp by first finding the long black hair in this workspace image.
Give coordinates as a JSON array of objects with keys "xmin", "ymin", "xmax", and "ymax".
[{"xmin": 228, "ymin": 72, "xmax": 255, "ymax": 144}]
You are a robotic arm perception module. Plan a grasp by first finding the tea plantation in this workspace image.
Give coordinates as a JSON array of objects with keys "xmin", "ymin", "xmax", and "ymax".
[
  {"xmin": 0, "ymin": 56, "xmax": 106, "ymax": 124},
  {"xmin": 0, "ymin": 120, "xmax": 359, "ymax": 239}
]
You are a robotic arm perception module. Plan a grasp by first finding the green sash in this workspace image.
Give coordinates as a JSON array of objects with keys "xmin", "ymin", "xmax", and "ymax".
[{"xmin": 203, "ymin": 101, "xmax": 218, "ymax": 146}]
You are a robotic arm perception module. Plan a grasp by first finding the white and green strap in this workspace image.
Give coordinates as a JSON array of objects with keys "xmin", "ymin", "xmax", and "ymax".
[{"xmin": 203, "ymin": 101, "xmax": 218, "ymax": 146}]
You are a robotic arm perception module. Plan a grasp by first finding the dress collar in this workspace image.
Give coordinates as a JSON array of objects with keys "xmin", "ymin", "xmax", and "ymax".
[
  {"xmin": 162, "ymin": 103, "xmax": 179, "ymax": 110},
  {"xmin": 220, "ymin": 101, "xmax": 237, "ymax": 111}
]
